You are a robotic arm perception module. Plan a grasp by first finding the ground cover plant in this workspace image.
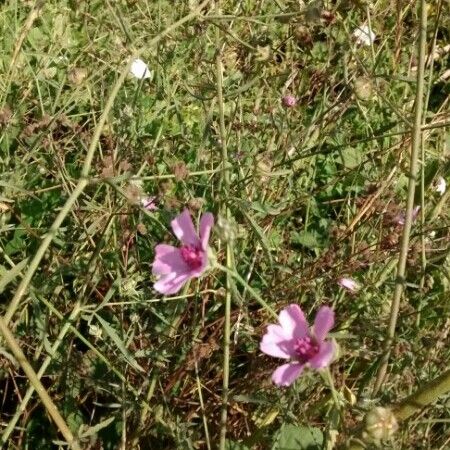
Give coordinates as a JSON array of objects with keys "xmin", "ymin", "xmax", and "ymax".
[{"xmin": 0, "ymin": 0, "xmax": 449, "ymax": 449}]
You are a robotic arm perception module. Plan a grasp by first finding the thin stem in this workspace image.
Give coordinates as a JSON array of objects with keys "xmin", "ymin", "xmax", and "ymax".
[
  {"xmin": 216, "ymin": 263, "xmax": 277, "ymax": 319},
  {"xmin": 394, "ymin": 368, "xmax": 450, "ymax": 421},
  {"xmin": 90, "ymin": 167, "xmax": 225, "ymax": 184},
  {"xmin": 0, "ymin": 317, "xmax": 81, "ymax": 450},
  {"xmin": 321, "ymin": 368, "xmax": 342, "ymax": 417},
  {"xmin": 1, "ymin": 303, "xmax": 81, "ymax": 444},
  {"xmin": 373, "ymin": 0, "xmax": 427, "ymax": 395},
  {"xmin": 343, "ymin": 368, "xmax": 450, "ymax": 449},
  {"xmin": 216, "ymin": 29, "xmax": 233, "ymax": 449},
  {"xmin": 195, "ymin": 361, "xmax": 212, "ymax": 450},
  {"xmin": 1, "ymin": 0, "xmax": 45, "ymax": 107},
  {"xmin": 417, "ymin": 133, "xmax": 426, "ymax": 326}
]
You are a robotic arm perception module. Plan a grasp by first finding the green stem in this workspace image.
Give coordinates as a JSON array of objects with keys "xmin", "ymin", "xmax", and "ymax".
[
  {"xmin": 343, "ymin": 368, "xmax": 450, "ymax": 449},
  {"xmin": 322, "ymin": 368, "xmax": 341, "ymax": 412},
  {"xmin": 216, "ymin": 27, "xmax": 233, "ymax": 448},
  {"xmin": 216, "ymin": 263, "xmax": 277, "ymax": 319},
  {"xmin": 373, "ymin": 0, "xmax": 427, "ymax": 395},
  {"xmin": 1, "ymin": 303, "xmax": 81, "ymax": 444},
  {"xmin": 0, "ymin": 317, "xmax": 81, "ymax": 450},
  {"xmin": 393, "ymin": 368, "xmax": 450, "ymax": 421}
]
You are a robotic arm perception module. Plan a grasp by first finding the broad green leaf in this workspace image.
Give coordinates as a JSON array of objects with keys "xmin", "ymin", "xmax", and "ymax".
[
  {"xmin": 291, "ymin": 230, "xmax": 325, "ymax": 249},
  {"xmin": 225, "ymin": 440, "xmax": 250, "ymax": 450},
  {"xmin": 272, "ymin": 424, "xmax": 323, "ymax": 450},
  {"xmin": 340, "ymin": 147, "xmax": 362, "ymax": 169}
]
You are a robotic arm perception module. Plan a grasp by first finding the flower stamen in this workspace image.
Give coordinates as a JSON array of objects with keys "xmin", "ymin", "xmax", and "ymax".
[
  {"xmin": 180, "ymin": 245, "xmax": 203, "ymax": 269},
  {"xmin": 293, "ymin": 336, "xmax": 319, "ymax": 363}
]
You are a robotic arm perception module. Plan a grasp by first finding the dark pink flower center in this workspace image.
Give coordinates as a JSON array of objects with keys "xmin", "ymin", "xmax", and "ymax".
[
  {"xmin": 293, "ymin": 336, "xmax": 319, "ymax": 363},
  {"xmin": 180, "ymin": 245, "xmax": 203, "ymax": 269}
]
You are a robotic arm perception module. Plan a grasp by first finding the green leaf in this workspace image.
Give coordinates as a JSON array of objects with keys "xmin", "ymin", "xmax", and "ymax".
[
  {"xmin": 94, "ymin": 314, "xmax": 144, "ymax": 373},
  {"xmin": 4, "ymin": 229, "xmax": 27, "ymax": 256},
  {"xmin": 340, "ymin": 147, "xmax": 362, "ymax": 169},
  {"xmin": 241, "ymin": 209, "xmax": 273, "ymax": 265},
  {"xmin": 291, "ymin": 230, "xmax": 325, "ymax": 249},
  {"xmin": 0, "ymin": 257, "xmax": 28, "ymax": 293},
  {"xmin": 225, "ymin": 440, "xmax": 250, "ymax": 450},
  {"xmin": 272, "ymin": 424, "xmax": 323, "ymax": 450},
  {"xmin": 79, "ymin": 417, "xmax": 115, "ymax": 439},
  {"xmin": 250, "ymin": 201, "xmax": 284, "ymax": 216}
]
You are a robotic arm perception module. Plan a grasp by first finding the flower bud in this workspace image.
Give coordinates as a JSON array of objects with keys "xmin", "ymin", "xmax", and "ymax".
[
  {"xmin": 363, "ymin": 407, "xmax": 398, "ymax": 443},
  {"xmin": 282, "ymin": 95, "xmax": 297, "ymax": 108},
  {"xmin": 353, "ymin": 77, "xmax": 373, "ymax": 101},
  {"xmin": 216, "ymin": 215, "xmax": 236, "ymax": 243}
]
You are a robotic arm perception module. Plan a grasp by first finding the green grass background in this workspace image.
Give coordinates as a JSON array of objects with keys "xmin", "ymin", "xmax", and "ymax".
[{"xmin": 0, "ymin": 0, "xmax": 449, "ymax": 449}]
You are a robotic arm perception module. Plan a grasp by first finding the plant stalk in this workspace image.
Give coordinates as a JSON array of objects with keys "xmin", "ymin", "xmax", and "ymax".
[
  {"xmin": 0, "ymin": 317, "xmax": 81, "ymax": 450},
  {"xmin": 216, "ymin": 40, "xmax": 233, "ymax": 450},
  {"xmin": 373, "ymin": 0, "xmax": 427, "ymax": 395}
]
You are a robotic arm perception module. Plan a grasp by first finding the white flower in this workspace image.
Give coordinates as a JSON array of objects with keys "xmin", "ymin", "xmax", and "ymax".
[
  {"xmin": 353, "ymin": 25, "xmax": 376, "ymax": 46},
  {"xmin": 435, "ymin": 176, "xmax": 446, "ymax": 195},
  {"xmin": 130, "ymin": 58, "xmax": 151, "ymax": 80}
]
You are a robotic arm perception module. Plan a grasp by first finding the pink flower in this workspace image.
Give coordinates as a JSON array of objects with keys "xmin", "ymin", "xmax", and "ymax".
[
  {"xmin": 152, "ymin": 209, "xmax": 214, "ymax": 295},
  {"xmin": 396, "ymin": 206, "xmax": 420, "ymax": 226},
  {"xmin": 338, "ymin": 277, "xmax": 360, "ymax": 293},
  {"xmin": 260, "ymin": 305, "xmax": 336, "ymax": 386},
  {"xmin": 141, "ymin": 196, "xmax": 158, "ymax": 211},
  {"xmin": 282, "ymin": 95, "xmax": 297, "ymax": 108}
]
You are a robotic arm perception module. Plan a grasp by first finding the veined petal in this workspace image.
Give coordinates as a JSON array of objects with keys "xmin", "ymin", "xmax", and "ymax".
[
  {"xmin": 154, "ymin": 272, "xmax": 191, "ymax": 295},
  {"xmin": 260, "ymin": 324, "xmax": 297, "ymax": 358},
  {"xmin": 260, "ymin": 328, "xmax": 293, "ymax": 359},
  {"xmin": 309, "ymin": 340, "xmax": 336, "ymax": 369},
  {"xmin": 271, "ymin": 363, "xmax": 304, "ymax": 386},
  {"xmin": 312, "ymin": 306, "xmax": 334, "ymax": 343},
  {"xmin": 152, "ymin": 244, "xmax": 187, "ymax": 275},
  {"xmin": 171, "ymin": 209, "xmax": 200, "ymax": 246},
  {"xmin": 278, "ymin": 304, "xmax": 309, "ymax": 339}
]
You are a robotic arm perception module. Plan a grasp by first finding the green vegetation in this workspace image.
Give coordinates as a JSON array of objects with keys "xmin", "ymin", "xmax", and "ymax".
[{"xmin": 0, "ymin": 0, "xmax": 449, "ymax": 449}]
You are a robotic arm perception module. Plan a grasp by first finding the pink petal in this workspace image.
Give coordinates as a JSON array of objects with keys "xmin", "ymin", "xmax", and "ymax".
[
  {"xmin": 271, "ymin": 363, "xmax": 304, "ymax": 386},
  {"xmin": 278, "ymin": 304, "xmax": 309, "ymax": 340},
  {"xmin": 152, "ymin": 244, "xmax": 188, "ymax": 275},
  {"xmin": 309, "ymin": 341, "xmax": 335, "ymax": 369},
  {"xmin": 199, "ymin": 212, "xmax": 214, "ymax": 250},
  {"xmin": 264, "ymin": 324, "xmax": 292, "ymax": 343},
  {"xmin": 154, "ymin": 272, "xmax": 191, "ymax": 295},
  {"xmin": 260, "ymin": 341, "xmax": 291, "ymax": 359},
  {"xmin": 338, "ymin": 277, "xmax": 359, "ymax": 292},
  {"xmin": 312, "ymin": 306, "xmax": 334, "ymax": 343},
  {"xmin": 260, "ymin": 334, "xmax": 291, "ymax": 360},
  {"xmin": 260, "ymin": 324, "xmax": 297, "ymax": 359},
  {"xmin": 171, "ymin": 209, "xmax": 200, "ymax": 246}
]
